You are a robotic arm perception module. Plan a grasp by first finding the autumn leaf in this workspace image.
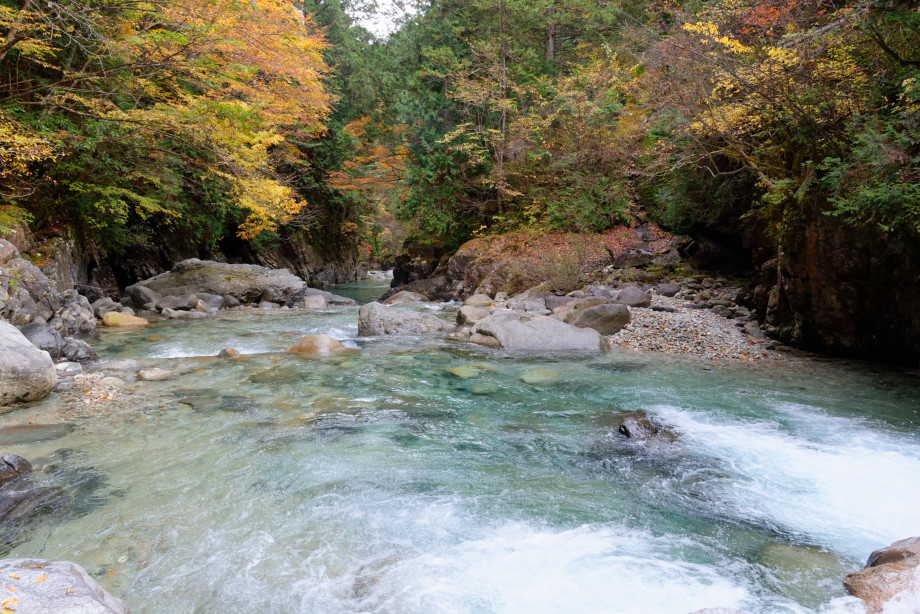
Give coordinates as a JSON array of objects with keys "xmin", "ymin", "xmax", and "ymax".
[{"xmin": 34, "ymin": 575, "xmax": 47, "ymax": 583}]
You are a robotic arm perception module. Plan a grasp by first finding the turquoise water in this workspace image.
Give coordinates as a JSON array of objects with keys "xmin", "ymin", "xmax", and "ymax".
[{"xmin": 1, "ymin": 281, "xmax": 919, "ymax": 613}]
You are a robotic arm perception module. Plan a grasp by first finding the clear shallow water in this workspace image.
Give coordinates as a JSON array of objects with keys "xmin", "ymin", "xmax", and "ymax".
[{"xmin": 1, "ymin": 282, "xmax": 919, "ymax": 613}]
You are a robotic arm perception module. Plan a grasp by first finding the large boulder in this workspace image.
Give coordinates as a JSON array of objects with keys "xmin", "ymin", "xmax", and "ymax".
[
  {"xmin": 0, "ymin": 320, "xmax": 57, "ymax": 406},
  {"xmin": 286, "ymin": 334, "xmax": 345, "ymax": 354},
  {"xmin": 0, "ymin": 559, "xmax": 129, "ymax": 613},
  {"xmin": 615, "ymin": 286, "xmax": 652, "ymax": 308},
  {"xmin": 471, "ymin": 313, "xmax": 608, "ymax": 351},
  {"xmin": 125, "ymin": 284, "xmax": 161, "ymax": 308},
  {"xmin": 127, "ymin": 258, "xmax": 309, "ymax": 305},
  {"xmin": 18, "ymin": 322, "xmax": 65, "ymax": 359},
  {"xmin": 844, "ymin": 537, "xmax": 920, "ymax": 614},
  {"xmin": 568, "ymin": 303, "xmax": 631, "ymax": 335},
  {"xmin": 358, "ymin": 302, "xmax": 454, "ymax": 336}
]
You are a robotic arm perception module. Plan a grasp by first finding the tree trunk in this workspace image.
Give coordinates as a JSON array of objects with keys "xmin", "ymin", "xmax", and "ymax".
[{"xmin": 545, "ymin": 3, "xmax": 555, "ymax": 62}]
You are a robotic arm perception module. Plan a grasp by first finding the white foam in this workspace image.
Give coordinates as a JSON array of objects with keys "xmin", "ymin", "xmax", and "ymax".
[
  {"xmin": 648, "ymin": 404, "xmax": 920, "ymax": 559},
  {"xmin": 359, "ymin": 523, "xmax": 750, "ymax": 614}
]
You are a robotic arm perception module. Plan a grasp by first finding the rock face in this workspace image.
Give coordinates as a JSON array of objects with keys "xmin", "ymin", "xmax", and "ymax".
[
  {"xmin": 753, "ymin": 213, "xmax": 920, "ymax": 364},
  {"xmin": 470, "ymin": 313, "xmax": 608, "ymax": 351},
  {"xmin": 126, "ymin": 259, "xmax": 309, "ymax": 305},
  {"xmin": 0, "ymin": 320, "xmax": 57, "ymax": 406},
  {"xmin": 358, "ymin": 302, "xmax": 454, "ymax": 336},
  {"xmin": 0, "ymin": 559, "xmax": 130, "ymax": 613},
  {"xmin": 844, "ymin": 537, "xmax": 920, "ymax": 614},
  {"xmin": 286, "ymin": 334, "xmax": 345, "ymax": 354}
]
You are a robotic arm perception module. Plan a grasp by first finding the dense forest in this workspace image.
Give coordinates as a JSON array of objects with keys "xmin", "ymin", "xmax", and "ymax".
[{"xmin": 2, "ymin": 0, "xmax": 920, "ymax": 357}]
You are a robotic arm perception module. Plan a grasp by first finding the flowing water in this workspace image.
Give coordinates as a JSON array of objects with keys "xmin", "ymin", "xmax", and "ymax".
[{"xmin": 1, "ymin": 278, "xmax": 919, "ymax": 613}]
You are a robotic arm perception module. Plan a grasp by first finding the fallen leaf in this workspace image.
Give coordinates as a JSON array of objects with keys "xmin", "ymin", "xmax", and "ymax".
[
  {"xmin": 7, "ymin": 575, "xmax": 17, "ymax": 580},
  {"xmin": 65, "ymin": 588, "xmax": 73, "ymax": 594},
  {"xmin": 34, "ymin": 575, "xmax": 47, "ymax": 583}
]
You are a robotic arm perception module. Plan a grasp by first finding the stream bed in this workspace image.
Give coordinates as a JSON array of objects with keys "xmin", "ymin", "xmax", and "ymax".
[{"xmin": 1, "ymin": 279, "xmax": 919, "ymax": 613}]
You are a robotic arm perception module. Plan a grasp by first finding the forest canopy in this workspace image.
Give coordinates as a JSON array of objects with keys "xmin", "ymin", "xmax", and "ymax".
[{"xmin": 2, "ymin": 0, "xmax": 919, "ymax": 262}]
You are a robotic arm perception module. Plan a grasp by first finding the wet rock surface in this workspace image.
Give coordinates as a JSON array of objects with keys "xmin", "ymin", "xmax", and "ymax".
[
  {"xmin": 0, "ymin": 559, "xmax": 129, "ymax": 613},
  {"xmin": 844, "ymin": 536, "xmax": 920, "ymax": 614}
]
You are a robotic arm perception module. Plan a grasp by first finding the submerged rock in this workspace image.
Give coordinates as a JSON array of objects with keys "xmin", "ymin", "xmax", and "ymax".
[
  {"xmin": 358, "ymin": 302, "xmax": 454, "ymax": 336},
  {"xmin": 0, "ymin": 320, "xmax": 57, "ymax": 406},
  {"xmin": 102, "ymin": 312, "xmax": 148, "ymax": 327},
  {"xmin": 218, "ymin": 347, "xmax": 241, "ymax": 358},
  {"xmin": 0, "ymin": 559, "xmax": 129, "ymax": 613},
  {"xmin": 616, "ymin": 411, "xmax": 678, "ymax": 443},
  {"xmin": 520, "ymin": 368, "xmax": 559, "ymax": 385},
  {"xmin": 446, "ymin": 365, "xmax": 480, "ymax": 379},
  {"xmin": 286, "ymin": 334, "xmax": 345, "ymax": 354},
  {"xmin": 137, "ymin": 368, "xmax": 174, "ymax": 381},
  {"xmin": 844, "ymin": 536, "xmax": 920, "ymax": 614},
  {"xmin": 0, "ymin": 424, "xmax": 74, "ymax": 446}
]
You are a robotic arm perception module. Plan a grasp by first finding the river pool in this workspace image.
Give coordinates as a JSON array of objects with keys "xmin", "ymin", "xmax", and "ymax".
[{"xmin": 1, "ymin": 279, "xmax": 919, "ymax": 613}]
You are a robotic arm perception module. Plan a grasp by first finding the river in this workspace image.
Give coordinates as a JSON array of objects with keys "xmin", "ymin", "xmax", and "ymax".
[{"xmin": 1, "ymin": 278, "xmax": 919, "ymax": 613}]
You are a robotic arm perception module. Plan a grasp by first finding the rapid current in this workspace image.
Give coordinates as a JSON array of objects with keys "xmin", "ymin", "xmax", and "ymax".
[{"xmin": 1, "ymin": 278, "xmax": 919, "ymax": 613}]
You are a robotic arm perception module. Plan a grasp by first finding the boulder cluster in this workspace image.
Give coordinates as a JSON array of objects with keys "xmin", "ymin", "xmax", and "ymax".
[{"xmin": 120, "ymin": 258, "xmax": 355, "ymax": 320}]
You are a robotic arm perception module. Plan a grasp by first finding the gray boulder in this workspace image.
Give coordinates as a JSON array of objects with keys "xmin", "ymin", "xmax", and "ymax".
[
  {"xmin": 0, "ymin": 559, "xmax": 129, "ymax": 613},
  {"xmin": 358, "ymin": 302, "xmax": 454, "ymax": 336},
  {"xmin": 457, "ymin": 305, "xmax": 491, "ymax": 325},
  {"xmin": 471, "ymin": 313, "xmax": 608, "ymax": 351},
  {"xmin": 195, "ymin": 293, "xmax": 224, "ymax": 309},
  {"xmin": 507, "ymin": 297, "xmax": 550, "ymax": 315},
  {"xmin": 125, "ymin": 284, "xmax": 161, "ymax": 308},
  {"xmin": 91, "ymin": 296, "xmax": 120, "ymax": 319},
  {"xmin": 615, "ymin": 286, "xmax": 652, "ymax": 308},
  {"xmin": 155, "ymin": 294, "xmax": 198, "ymax": 311},
  {"xmin": 0, "ymin": 320, "xmax": 57, "ymax": 406},
  {"xmin": 128, "ymin": 258, "xmax": 308, "ymax": 305},
  {"xmin": 544, "ymin": 295, "xmax": 576, "ymax": 310},
  {"xmin": 616, "ymin": 411, "xmax": 678, "ymax": 443},
  {"xmin": 220, "ymin": 295, "xmax": 241, "ymax": 309},
  {"xmin": 568, "ymin": 303, "xmax": 631, "ymax": 335},
  {"xmin": 656, "ymin": 282, "xmax": 681, "ymax": 297},
  {"xmin": 19, "ymin": 321, "xmax": 66, "ymax": 359},
  {"xmin": 62, "ymin": 338, "xmax": 98, "ymax": 362}
]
